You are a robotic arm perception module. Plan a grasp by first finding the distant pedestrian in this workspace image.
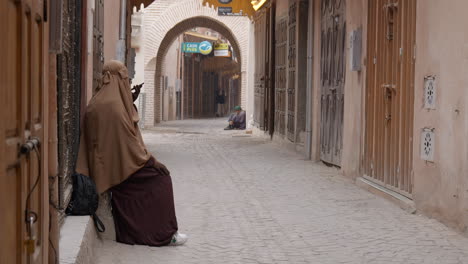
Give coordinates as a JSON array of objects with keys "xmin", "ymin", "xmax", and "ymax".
[
  {"xmin": 224, "ymin": 105, "xmax": 246, "ymax": 130},
  {"xmin": 76, "ymin": 60, "xmax": 187, "ymax": 247},
  {"xmin": 216, "ymin": 90, "xmax": 226, "ymax": 117}
]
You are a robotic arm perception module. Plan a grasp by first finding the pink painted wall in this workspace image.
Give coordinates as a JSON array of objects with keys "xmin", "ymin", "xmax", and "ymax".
[
  {"xmin": 340, "ymin": 0, "xmax": 367, "ymax": 178},
  {"xmin": 104, "ymin": 0, "xmax": 122, "ymax": 62},
  {"xmin": 310, "ymin": 0, "xmax": 468, "ymax": 231},
  {"xmin": 413, "ymin": 0, "xmax": 468, "ymax": 231}
]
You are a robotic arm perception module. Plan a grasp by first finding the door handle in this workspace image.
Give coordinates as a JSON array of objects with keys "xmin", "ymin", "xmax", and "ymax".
[
  {"xmin": 382, "ymin": 84, "xmax": 396, "ymax": 99},
  {"xmin": 385, "ymin": 114, "xmax": 392, "ymax": 122},
  {"xmin": 20, "ymin": 137, "xmax": 40, "ymax": 155}
]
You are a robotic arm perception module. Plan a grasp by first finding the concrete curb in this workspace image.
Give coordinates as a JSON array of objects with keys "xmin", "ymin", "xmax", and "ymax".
[
  {"xmin": 59, "ymin": 193, "xmax": 115, "ymax": 264},
  {"xmin": 59, "ymin": 216, "xmax": 99, "ymax": 264}
]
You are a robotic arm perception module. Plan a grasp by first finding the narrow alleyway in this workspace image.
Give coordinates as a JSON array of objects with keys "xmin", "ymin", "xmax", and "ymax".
[{"xmin": 96, "ymin": 119, "xmax": 468, "ymax": 264}]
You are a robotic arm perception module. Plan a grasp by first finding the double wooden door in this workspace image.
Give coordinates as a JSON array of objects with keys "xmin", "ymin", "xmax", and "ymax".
[
  {"xmin": 1, "ymin": 0, "xmax": 49, "ymax": 263},
  {"xmin": 254, "ymin": 3, "xmax": 275, "ymax": 132},
  {"xmin": 364, "ymin": 0, "xmax": 416, "ymax": 196},
  {"xmin": 274, "ymin": 17, "xmax": 288, "ymax": 136},
  {"xmin": 287, "ymin": 1, "xmax": 297, "ymax": 142},
  {"xmin": 320, "ymin": 0, "xmax": 346, "ymax": 166}
]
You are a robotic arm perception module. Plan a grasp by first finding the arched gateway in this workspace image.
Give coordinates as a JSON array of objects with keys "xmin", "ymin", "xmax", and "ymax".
[{"xmin": 142, "ymin": 0, "xmax": 251, "ymax": 126}]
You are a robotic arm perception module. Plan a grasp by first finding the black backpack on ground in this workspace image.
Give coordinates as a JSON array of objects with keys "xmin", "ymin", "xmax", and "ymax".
[{"xmin": 66, "ymin": 173, "xmax": 105, "ymax": 232}]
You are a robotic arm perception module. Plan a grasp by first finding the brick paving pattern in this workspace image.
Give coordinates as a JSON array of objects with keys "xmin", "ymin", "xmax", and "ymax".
[{"xmin": 96, "ymin": 119, "xmax": 468, "ymax": 264}]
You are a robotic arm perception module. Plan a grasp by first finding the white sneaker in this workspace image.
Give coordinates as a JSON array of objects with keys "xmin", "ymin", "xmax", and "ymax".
[{"xmin": 169, "ymin": 232, "xmax": 188, "ymax": 246}]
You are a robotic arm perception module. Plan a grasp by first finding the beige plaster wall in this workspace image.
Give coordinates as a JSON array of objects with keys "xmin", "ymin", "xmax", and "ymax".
[
  {"xmin": 86, "ymin": 0, "xmax": 95, "ymax": 103},
  {"xmin": 310, "ymin": 0, "xmax": 321, "ymax": 161},
  {"xmin": 276, "ymin": 0, "xmax": 288, "ymax": 18},
  {"xmin": 340, "ymin": 0, "xmax": 367, "ymax": 178},
  {"xmin": 162, "ymin": 39, "xmax": 180, "ymax": 121},
  {"xmin": 104, "ymin": 0, "xmax": 121, "ymax": 62},
  {"xmin": 131, "ymin": 7, "xmax": 145, "ymax": 86},
  {"xmin": 413, "ymin": 0, "xmax": 468, "ymax": 231}
]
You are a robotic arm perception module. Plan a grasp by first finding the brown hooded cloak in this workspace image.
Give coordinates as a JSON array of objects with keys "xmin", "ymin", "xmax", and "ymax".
[{"xmin": 76, "ymin": 60, "xmax": 151, "ymax": 193}]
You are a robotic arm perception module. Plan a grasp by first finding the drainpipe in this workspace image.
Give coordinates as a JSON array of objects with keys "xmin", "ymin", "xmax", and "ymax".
[
  {"xmin": 119, "ymin": 0, "xmax": 127, "ymax": 39},
  {"xmin": 305, "ymin": 0, "xmax": 314, "ymax": 160},
  {"xmin": 117, "ymin": 0, "xmax": 127, "ymax": 62}
]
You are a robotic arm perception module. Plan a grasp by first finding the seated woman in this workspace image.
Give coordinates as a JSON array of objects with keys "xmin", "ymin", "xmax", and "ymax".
[
  {"xmin": 224, "ymin": 106, "xmax": 246, "ymax": 130},
  {"xmin": 76, "ymin": 60, "xmax": 187, "ymax": 247}
]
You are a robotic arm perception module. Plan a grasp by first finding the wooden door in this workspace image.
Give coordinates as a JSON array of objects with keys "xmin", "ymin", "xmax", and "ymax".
[
  {"xmin": 93, "ymin": 0, "xmax": 104, "ymax": 91},
  {"xmin": 319, "ymin": 0, "xmax": 346, "ymax": 166},
  {"xmin": 274, "ymin": 17, "xmax": 288, "ymax": 136},
  {"xmin": 254, "ymin": 3, "xmax": 276, "ymax": 133},
  {"xmin": 184, "ymin": 56, "xmax": 194, "ymax": 119},
  {"xmin": 364, "ymin": 0, "xmax": 416, "ymax": 197},
  {"xmin": 183, "ymin": 56, "xmax": 189, "ymax": 119},
  {"xmin": 287, "ymin": 1, "xmax": 297, "ymax": 142},
  {"xmin": 266, "ymin": 4, "xmax": 276, "ymax": 135},
  {"xmin": 161, "ymin": 76, "xmax": 168, "ymax": 121},
  {"xmin": 1, "ymin": 0, "xmax": 49, "ymax": 263}
]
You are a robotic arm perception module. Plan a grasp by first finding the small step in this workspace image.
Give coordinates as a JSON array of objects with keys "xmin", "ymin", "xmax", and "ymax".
[{"xmin": 356, "ymin": 177, "xmax": 416, "ymax": 214}]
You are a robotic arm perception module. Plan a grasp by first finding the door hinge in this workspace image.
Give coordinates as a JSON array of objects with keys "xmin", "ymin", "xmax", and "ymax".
[
  {"xmin": 373, "ymin": 56, "xmax": 377, "ymax": 64},
  {"xmin": 413, "ymin": 44, "xmax": 416, "ymax": 60}
]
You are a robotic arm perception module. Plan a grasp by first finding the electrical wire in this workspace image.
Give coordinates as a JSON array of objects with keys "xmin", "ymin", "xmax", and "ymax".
[
  {"xmin": 22, "ymin": 142, "xmax": 58, "ymax": 263},
  {"xmin": 49, "ymin": 236, "xmax": 58, "ymax": 264},
  {"xmin": 24, "ymin": 146, "xmax": 42, "ymax": 222}
]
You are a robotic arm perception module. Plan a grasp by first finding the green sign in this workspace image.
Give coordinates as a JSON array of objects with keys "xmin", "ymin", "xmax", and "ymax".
[
  {"xmin": 182, "ymin": 41, "xmax": 213, "ymax": 55},
  {"xmin": 182, "ymin": 42, "xmax": 200, "ymax": 53}
]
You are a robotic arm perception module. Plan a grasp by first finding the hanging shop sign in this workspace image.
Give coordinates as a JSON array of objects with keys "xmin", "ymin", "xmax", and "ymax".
[
  {"xmin": 182, "ymin": 41, "xmax": 213, "ymax": 55},
  {"xmin": 203, "ymin": 0, "xmax": 258, "ymax": 17},
  {"xmin": 214, "ymin": 43, "xmax": 229, "ymax": 50},
  {"xmin": 182, "ymin": 42, "xmax": 200, "ymax": 53},
  {"xmin": 251, "ymin": 0, "xmax": 268, "ymax": 11},
  {"xmin": 199, "ymin": 41, "xmax": 213, "ymax": 55},
  {"xmin": 218, "ymin": 7, "xmax": 244, "ymax": 16},
  {"xmin": 214, "ymin": 50, "xmax": 230, "ymax": 57},
  {"xmin": 214, "ymin": 43, "xmax": 230, "ymax": 57}
]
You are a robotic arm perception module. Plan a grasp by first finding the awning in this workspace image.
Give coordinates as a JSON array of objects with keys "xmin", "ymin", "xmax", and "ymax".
[
  {"xmin": 184, "ymin": 31, "xmax": 220, "ymax": 42},
  {"xmin": 201, "ymin": 57, "xmax": 240, "ymax": 73}
]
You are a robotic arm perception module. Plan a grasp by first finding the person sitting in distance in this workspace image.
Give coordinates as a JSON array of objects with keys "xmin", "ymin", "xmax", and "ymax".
[{"xmin": 224, "ymin": 106, "xmax": 246, "ymax": 130}]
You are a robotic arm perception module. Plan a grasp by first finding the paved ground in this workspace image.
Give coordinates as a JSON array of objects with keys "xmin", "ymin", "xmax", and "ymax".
[{"xmin": 96, "ymin": 119, "xmax": 468, "ymax": 264}]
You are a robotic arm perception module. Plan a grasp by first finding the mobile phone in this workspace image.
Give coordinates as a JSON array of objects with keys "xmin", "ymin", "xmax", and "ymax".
[{"xmin": 131, "ymin": 83, "xmax": 144, "ymax": 90}]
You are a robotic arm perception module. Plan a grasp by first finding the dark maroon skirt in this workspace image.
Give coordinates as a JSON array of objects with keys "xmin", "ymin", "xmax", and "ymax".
[{"xmin": 110, "ymin": 157, "xmax": 178, "ymax": 246}]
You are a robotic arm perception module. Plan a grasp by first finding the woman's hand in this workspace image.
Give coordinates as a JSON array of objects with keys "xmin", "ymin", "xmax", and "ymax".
[{"xmin": 131, "ymin": 83, "xmax": 143, "ymax": 102}]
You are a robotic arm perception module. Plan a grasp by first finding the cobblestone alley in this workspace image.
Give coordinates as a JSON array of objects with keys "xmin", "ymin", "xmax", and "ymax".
[{"xmin": 95, "ymin": 119, "xmax": 468, "ymax": 264}]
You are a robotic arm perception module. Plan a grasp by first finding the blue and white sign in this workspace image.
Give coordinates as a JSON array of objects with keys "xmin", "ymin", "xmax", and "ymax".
[{"xmin": 199, "ymin": 41, "xmax": 213, "ymax": 55}]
